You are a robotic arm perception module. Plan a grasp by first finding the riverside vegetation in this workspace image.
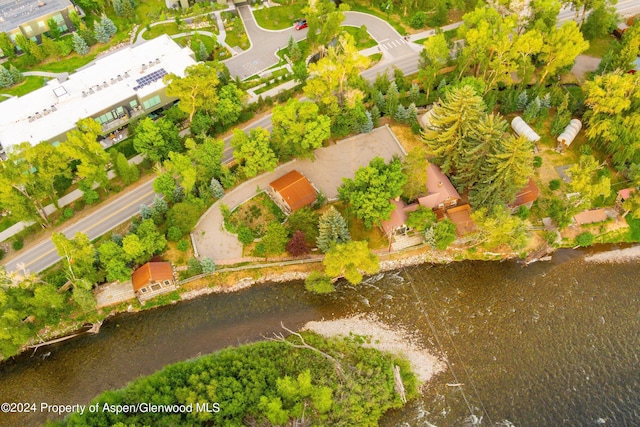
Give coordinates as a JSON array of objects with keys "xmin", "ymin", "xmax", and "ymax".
[{"xmin": 48, "ymin": 333, "xmax": 417, "ymax": 426}]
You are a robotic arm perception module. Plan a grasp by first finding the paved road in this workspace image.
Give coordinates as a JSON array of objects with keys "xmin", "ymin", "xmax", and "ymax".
[
  {"xmin": 223, "ymin": 6, "xmax": 308, "ymax": 80},
  {"xmin": 3, "ymin": 179, "xmax": 157, "ymax": 275},
  {"xmin": 558, "ymin": 0, "xmax": 640, "ymax": 22}
]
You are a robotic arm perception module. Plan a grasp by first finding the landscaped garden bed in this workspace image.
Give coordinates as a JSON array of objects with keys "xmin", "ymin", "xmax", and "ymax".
[{"xmin": 223, "ymin": 192, "xmax": 286, "ymax": 244}]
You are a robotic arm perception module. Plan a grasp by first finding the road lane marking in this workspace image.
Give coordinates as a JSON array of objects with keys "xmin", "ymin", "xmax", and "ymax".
[{"xmin": 21, "ymin": 190, "xmax": 156, "ymax": 269}]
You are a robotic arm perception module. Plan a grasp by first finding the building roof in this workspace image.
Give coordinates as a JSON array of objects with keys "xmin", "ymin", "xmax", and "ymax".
[
  {"xmin": 0, "ymin": 34, "xmax": 196, "ymax": 151},
  {"xmin": 380, "ymin": 199, "xmax": 419, "ymax": 236},
  {"xmin": 509, "ymin": 178, "xmax": 540, "ymax": 209},
  {"xmin": 618, "ymin": 188, "xmax": 635, "ymax": 201},
  {"xmin": 0, "ymin": 0, "xmax": 73, "ymax": 33},
  {"xmin": 131, "ymin": 262, "xmax": 174, "ymax": 292},
  {"xmin": 445, "ymin": 204, "xmax": 475, "ymax": 236},
  {"xmin": 574, "ymin": 209, "xmax": 607, "ymax": 225},
  {"xmin": 269, "ymin": 170, "xmax": 317, "ymax": 212},
  {"xmin": 418, "ymin": 164, "xmax": 460, "ymax": 209}
]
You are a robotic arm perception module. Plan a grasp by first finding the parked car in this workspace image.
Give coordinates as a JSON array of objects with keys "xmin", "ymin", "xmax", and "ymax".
[{"xmin": 294, "ymin": 19, "xmax": 307, "ymax": 30}]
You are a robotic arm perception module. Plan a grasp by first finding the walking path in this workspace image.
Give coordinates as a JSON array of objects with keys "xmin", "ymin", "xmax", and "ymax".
[
  {"xmin": 193, "ymin": 125, "xmax": 407, "ymax": 264},
  {"xmin": 23, "ymin": 70, "xmax": 70, "ymax": 82}
]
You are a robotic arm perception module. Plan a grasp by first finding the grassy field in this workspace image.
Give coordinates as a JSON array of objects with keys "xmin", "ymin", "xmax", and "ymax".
[
  {"xmin": 584, "ymin": 34, "xmax": 615, "ymax": 58},
  {"xmin": 253, "ymin": 3, "xmax": 305, "ymax": 30},
  {"xmin": 342, "ymin": 26, "xmax": 377, "ymax": 49},
  {"xmin": 0, "ymin": 76, "xmax": 46, "ymax": 97},
  {"xmin": 142, "ymin": 22, "xmax": 181, "ymax": 40}
]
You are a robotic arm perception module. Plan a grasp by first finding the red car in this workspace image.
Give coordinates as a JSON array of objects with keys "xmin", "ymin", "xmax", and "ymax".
[{"xmin": 294, "ymin": 19, "xmax": 307, "ymax": 30}]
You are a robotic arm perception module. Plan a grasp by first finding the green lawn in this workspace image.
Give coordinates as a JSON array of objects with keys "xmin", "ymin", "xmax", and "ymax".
[
  {"xmin": 142, "ymin": 22, "xmax": 181, "ymax": 40},
  {"xmin": 0, "ymin": 76, "xmax": 46, "ymax": 97},
  {"xmin": 253, "ymin": 3, "xmax": 305, "ymax": 30},
  {"xmin": 223, "ymin": 12, "xmax": 250, "ymax": 50},
  {"xmin": 347, "ymin": 2, "xmax": 407, "ymax": 35},
  {"xmin": 342, "ymin": 26, "xmax": 377, "ymax": 49},
  {"xmin": 175, "ymin": 33, "xmax": 230, "ymax": 61},
  {"xmin": 584, "ymin": 34, "xmax": 615, "ymax": 58}
]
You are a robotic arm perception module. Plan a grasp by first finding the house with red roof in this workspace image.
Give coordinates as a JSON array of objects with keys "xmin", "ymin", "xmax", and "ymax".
[
  {"xmin": 269, "ymin": 170, "xmax": 317, "ymax": 214},
  {"xmin": 131, "ymin": 262, "xmax": 176, "ymax": 302}
]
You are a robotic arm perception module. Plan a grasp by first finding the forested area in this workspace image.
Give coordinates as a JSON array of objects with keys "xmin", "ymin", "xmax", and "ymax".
[{"xmin": 51, "ymin": 333, "xmax": 417, "ymax": 427}]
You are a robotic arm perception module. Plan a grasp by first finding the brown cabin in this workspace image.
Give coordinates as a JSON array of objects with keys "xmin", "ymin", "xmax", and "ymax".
[
  {"xmin": 509, "ymin": 178, "xmax": 540, "ymax": 212},
  {"xmin": 269, "ymin": 170, "xmax": 317, "ymax": 214},
  {"xmin": 131, "ymin": 262, "xmax": 176, "ymax": 302}
]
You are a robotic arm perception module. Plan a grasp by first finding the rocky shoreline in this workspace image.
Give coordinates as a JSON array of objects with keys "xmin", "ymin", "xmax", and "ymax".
[
  {"xmin": 584, "ymin": 245, "xmax": 640, "ymax": 263},
  {"xmin": 179, "ymin": 252, "xmax": 456, "ymax": 301}
]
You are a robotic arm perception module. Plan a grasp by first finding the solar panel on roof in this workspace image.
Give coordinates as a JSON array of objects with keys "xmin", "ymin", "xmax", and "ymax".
[{"xmin": 135, "ymin": 68, "xmax": 168, "ymax": 88}]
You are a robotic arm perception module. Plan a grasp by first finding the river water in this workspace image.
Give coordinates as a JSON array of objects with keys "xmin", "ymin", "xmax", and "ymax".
[{"xmin": 1, "ymin": 247, "xmax": 638, "ymax": 426}]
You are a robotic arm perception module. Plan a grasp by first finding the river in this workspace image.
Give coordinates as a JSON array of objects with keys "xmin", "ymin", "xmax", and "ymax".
[{"xmin": 0, "ymin": 247, "xmax": 638, "ymax": 426}]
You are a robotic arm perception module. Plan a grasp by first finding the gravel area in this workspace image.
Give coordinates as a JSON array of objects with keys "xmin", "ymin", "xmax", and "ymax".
[
  {"xmin": 303, "ymin": 314, "xmax": 445, "ymax": 384},
  {"xmin": 584, "ymin": 245, "xmax": 640, "ymax": 263}
]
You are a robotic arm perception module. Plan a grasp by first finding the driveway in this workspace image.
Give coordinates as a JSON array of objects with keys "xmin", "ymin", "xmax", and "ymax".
[
  {"xmin": 223, "ymin": 7, "xmax": 413, "ymax": 79},
  {"xmin": 223, "ymin": 6, "xmax": 308, "ymax": 79},
  {"xmin": 193, "ymin": 125, "xmax": 407, "ymax": 264}
]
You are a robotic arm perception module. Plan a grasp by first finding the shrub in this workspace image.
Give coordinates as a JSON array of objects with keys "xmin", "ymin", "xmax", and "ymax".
[
  {"xmin": 63, "ymin": 208, "xmax": 74, "ymax": 219},
  {"xmin": 167, "ymin": 226, "xmax": 183, "ymax": 242},
  {"xmin": 409, "ymin": 11, "xmax": 427, "ymax": 29},
  {"xmin": 200, "ymin": 257, "xmax": 216, "ymax": 274},
  {"xmin": 0, "ymin": 248, "xmax": 4, "ymax": 260},
  {"xmin": 186, "ymin": 257, "xmax": 203, "ymax": 276},
  {"xmin": 237, "ymin": 225, "xmax": 255, "ymax": 245},
  {"xmin": 533, "ymin": 156, "xmax": 542, "ymax": 168},
  {"xmin": 12, "ymin": 239, "xmax": 23, "ymax": 251},
  {"xmin": 549, "ymin": 179, "xmax": 561, "ymax": 191},
  {"xmin": 575, "ymin": 232, "xmax": 595, "ymax": 247},
  {"xmin": 177, "ymin": 239, "xmax": 190, "ymax": 252},
  {"xmin": 515, "ymin": 205, "xmax": 530, "ymax": 220},
  {"xmin": 304, "ymin": 271, "xmax": 335, "ymax": 294}
]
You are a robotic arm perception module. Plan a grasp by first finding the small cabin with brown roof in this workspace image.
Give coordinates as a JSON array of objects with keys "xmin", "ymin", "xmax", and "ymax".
[
  {"xmin": 574, "ymin": 209, "xmax": 607, "ymax": 226},
  {"xmin": 380, "ymin": 199, "xmax": 419, "ymax": 238},
  {"xmin": 269, "ymin": 170, "xmax": 317, "ymax": 215},
  {"xmin": 131, "ymin": 262, "xmax": 176, "ymax": 302},
  {"xmin": 509, "ymin": 178, "xmax": 540, "ymax": 212}
]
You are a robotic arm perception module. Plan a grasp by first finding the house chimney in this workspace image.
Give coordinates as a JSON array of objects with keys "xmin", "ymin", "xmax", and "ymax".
[{"xmin": 438, "ymin": 181, "xmax": 443, "ymax": 187}]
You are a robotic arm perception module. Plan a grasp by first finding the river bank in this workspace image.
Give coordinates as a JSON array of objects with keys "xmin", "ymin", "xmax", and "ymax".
[{"xmin": 303, "ymin": 314, "xmax": 446, "ymax": 384}]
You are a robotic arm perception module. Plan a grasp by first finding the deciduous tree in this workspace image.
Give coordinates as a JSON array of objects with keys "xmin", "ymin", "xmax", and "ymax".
[
  {"xmin": 133, "ymin": 117, "xmax": 181, "ymax": 162},
  {"xmin": 567, "ymin": 154, "xmax": 611, "ymax": 207},
  {"xmin": 323, "ymin": 240, "xmax": 380, "ymax": 285},
  {"xmin": 471, "ymin": 205, "xmax": 529, "ymax": 251},
  {"xmin": 60, "ymin": 118, "xmax": 110, "ymax": 190},
  {"xmin": 270, "ymin": 99, "xmax": 331, "ymax": 160},
  {"xmin": 231, "ymin": 127, "xmax": 277, "ymax": 178},
  {"xmin": 52, "ymin": 232, "xmax": 98, "ymax": 288},
  {"xmin": 338, "ymin": 157, "xmax": 406, "ymax": 229}
]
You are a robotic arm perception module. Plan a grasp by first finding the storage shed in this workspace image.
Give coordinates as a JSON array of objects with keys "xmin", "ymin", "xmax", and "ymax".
[
  {"xmin": 557, "ymin": 119, "xmax": 582, "ymax": 148},
  {"xmin": 511, "ymin": 117, "xmax": 540, "ymax": 142}
]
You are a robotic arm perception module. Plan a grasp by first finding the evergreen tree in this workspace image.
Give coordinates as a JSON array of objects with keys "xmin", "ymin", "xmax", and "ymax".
[
  {"xmin": 210, "ymin": 178, "xmax": 224, "ymax": 199},
  {"xmin": 385, "ymin": 81, "xmax": 399, "ymax": 117},
  {"xmin": 94, "ymin": 20, "xmax": 110, "ymax": 43},
  {"xmin": 373, "ymin": 90, "xmax": 385, "ymax": 112},
  {"xmin": 200, "ymin": 257, "xmax": 216, "ymax": 273},
  {"xmin": 72, "ymin": 32, "xmax": 89, "ymax": 55},
  {"xmin": 471, "ymin": 134, "xmax": 534, "ymax": 209},
  {"xmin": 198, "ymin": 41, "xmax": 209, "ymax": 61},
  {"xmin": 316, "ymin": 206, "xmax": 350, "ymax": 253},
  {"xmin": 287, "ymin": 35, "xmax": 301, "ymax": 61},
  {"xmin": 370, "ymin": 105, "xmax": 380, "ymax": 127},
  {"xmin": 406, "ymin": 103, "xmax": 418, "ymax": 123},
  {"xmin": 523, "ymin": 97, "xmax": 541, "ymax": 122},
  {"xmin": 0, "ymin": 66, "xmax": 12, "ymax": 88},
  {"xmin": 101, "ymin": 15, "xmax": 117, "ymax": 37},
  {"xmin": 360, "ymin": 111, "xmax": 373, "ymax": 133},
  {"xmin": 9, "ymin": 65, "xmax": 21, "ymax": 84},
  {"xmin": 422, "ymin": 85, "xmax": 486, "ymax": 177},
  {"xmin": 152, "ymin": 195, "xmax": 168, "ymax": 219},
  {"xmin": 0, "ymin": 32, "xmax": 15, "ymax": 59},
  {"xmin": 408, "ymin": 83, "xmax": 421, "ymax": 104},
  {"xmin": 140, "ymin": 204, "xmax": 152, "ymax": 220},
  {"xmin": 517, "ymin": 90, "xmax": 529, "ymax": 110},
  {"xmin": 394, "ymin": 104, "xmax": 408, "ymax": 122}
]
